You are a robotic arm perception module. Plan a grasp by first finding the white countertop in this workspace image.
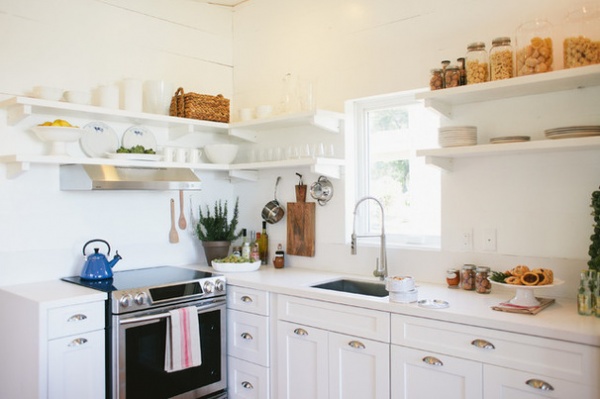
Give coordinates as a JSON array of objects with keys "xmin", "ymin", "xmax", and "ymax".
[
  {"xmin": 210, "ymin": 266, "xmax": 600, "ymax": 347},
  {"xmin": 0, "ymin": 280, "xmax": 107, "ymax": 307}
]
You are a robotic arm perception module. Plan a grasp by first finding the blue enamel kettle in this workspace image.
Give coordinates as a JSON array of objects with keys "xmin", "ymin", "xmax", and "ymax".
[{"xmin": 80, "ymin": 239, "xmax": 122, "ymax": 280}]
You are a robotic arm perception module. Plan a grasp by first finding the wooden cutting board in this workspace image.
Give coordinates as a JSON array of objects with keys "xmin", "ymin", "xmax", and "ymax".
[{"xmin": 286, "ymin": 202, "xmax": 315, "ymax": 257}]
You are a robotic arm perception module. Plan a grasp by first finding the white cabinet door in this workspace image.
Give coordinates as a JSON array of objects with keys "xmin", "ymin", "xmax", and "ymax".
[
  {"xmin": 329, "ymin": 331, "xmax": 389, "ymax": 399},
  {"xmin": 391, "ymin": 345, "xmax": 482, "ymax": 399},
  {"xmin": 483, "ymin": 364, "xmax": 597, "ymax": 399},
  {"xmin": 48, "ymin": 329, "xmax": 105, "ymax": 399},
  {"xmin": 277, "ymin": 320, "xmax": 329, "ymax": 399}
]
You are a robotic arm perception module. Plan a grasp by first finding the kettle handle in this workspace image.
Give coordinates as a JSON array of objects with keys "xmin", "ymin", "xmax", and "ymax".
[{"xmin": 83, "ymin": 239, "xmax": 111, "ymax": 256}]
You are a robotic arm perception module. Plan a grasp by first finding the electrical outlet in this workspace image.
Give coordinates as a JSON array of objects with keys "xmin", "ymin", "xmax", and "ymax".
[
  {"xmin": 483, "ymin": 228, "xmax": 497, "ymax": 251},
  {"xmin": 461, "ymin": 229, "xmax": 473, "ymax": 251}
]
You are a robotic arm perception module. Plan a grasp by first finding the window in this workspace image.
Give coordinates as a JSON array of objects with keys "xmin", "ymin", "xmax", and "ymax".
[{"xmin": 352, "ymin": 91, "xmax": 441, "ymax": 248}]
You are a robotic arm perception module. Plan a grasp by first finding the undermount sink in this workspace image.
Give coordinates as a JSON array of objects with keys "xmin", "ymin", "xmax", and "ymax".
[{"xmin": 311, "ymin": 279, "xmax": 388, "ymax": 297}]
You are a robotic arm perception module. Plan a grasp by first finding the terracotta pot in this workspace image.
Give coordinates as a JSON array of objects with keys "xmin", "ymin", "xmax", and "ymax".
[{"xmin": 202, "ymin": 240, "xmax": 231, "ymax": 265}]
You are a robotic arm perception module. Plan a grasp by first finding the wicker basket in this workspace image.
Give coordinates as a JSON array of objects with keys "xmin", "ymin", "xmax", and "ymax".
[{"xmin": 169, "ymin": 87, "xmax": 230, "ymax": 123}]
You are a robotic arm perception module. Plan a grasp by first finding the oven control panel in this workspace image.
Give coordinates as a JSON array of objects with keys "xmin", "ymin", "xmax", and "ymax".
[{"xmin": 112, "ymin": 276, "xmax": 226, "ymax": 314}]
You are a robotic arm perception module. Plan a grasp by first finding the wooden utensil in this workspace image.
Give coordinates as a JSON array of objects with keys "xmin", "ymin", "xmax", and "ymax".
[
  {"xmin": 169, "ymin": 198, "xmax": 179, "ymax": 243},
  {"xmin": 178, "ymin": 190, "xmax": 187, "ymax": 230},
  {"xmin": 286, "ymin": 202, "xmax": 315, "ymax": 256}
]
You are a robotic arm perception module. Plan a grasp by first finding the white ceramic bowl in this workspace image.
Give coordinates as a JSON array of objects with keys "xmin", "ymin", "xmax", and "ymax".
[
  {"xmin": 204, "ymin": 144, "xmax": 239, "ymax": 164},
  {"xmin": 211, "ymin": 260, "xmax": 261, "ymax": 272},
  {"xmin": 33, "ymin": 86, "xmax": 64, "ymax": 101},
  {"xmin": 31, "ymin": 126, "xmax": 84, "ymax": 155},
  {"xmin": 385, "ymin": 276, "xmax": 415, "ymax": 292},
  {"xmin": 64, "ymin": 90, "xmax": 91, "ymax": 105}
]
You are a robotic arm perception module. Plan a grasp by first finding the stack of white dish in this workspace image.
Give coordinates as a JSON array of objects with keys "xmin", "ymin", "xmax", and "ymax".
[
  {"xmin": 438, "ymin": 126, "xmax": 478, "ymax": 147},
  {"xmin": 385, "ymin": 276, "xmax": 418, "ymax": 303},
  {"xmin": 544, "ymin": 125, "xmax": 600, "ymax": 139}
]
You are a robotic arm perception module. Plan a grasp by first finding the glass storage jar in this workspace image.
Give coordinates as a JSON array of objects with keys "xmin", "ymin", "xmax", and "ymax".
[
  {"xmin": 446, "ymin": 268, "xmax": 460, "ymax": 288},
  {"xmin": 456, "ymin": 57, "xmax": 467, "ymax": 85},
  {"xmin": 516, "ymin": 19, "xmax": 554, "ymax": 76},
  {"xmin": 461, "ymin": 264, "xmax": 476, "ymax": 290},
  {"xmin": 490, "ymin": 36, "xmax": 514, "ymax": 80},
  {"xmin": 444, "ymin": 66, "xmax": 460, "ymax": 88},
  {"xmin": 563, "ymin": 4, "xmax": 600, "ymax": 69},
  {"xmin": 430, "ymin": 68, "xmax": 443, "ymax": 90},
  {"xmin": 475, "ymin": 266, "xmax": 491, "ymax": 294},
  {"xmin": 466, "ymin": 42, "xmax": 489, "ymax": 84}
]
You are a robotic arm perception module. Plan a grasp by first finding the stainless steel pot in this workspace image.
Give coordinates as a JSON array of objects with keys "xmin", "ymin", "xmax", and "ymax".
[
  {"xmin": 310, "ymin": 176, "xmax": 333, "ymax": 206},
  {"xmin": 261, "ymin": 176, "xmax": 284, "ymax": 224}
]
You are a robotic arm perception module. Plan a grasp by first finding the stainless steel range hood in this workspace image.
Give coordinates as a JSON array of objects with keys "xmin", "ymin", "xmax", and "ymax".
[{"xmin": 60, "ymin": 164, "xmax": 202, "ymax": 190}]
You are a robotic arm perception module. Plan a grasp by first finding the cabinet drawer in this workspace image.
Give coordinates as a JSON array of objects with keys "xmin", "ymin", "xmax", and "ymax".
[
  {"xmin": 391, "ymin": 314, "xmax": 599, "ymax": 385},
  {"xmin": 48, "ymin": 301, "xmax": 105, "ymax": 339},
  {"xmin": 278, "ymin": 294, "xmax": 389, "ymax": 342},
  {"xmin": 228, "ymin": 309, "xmax": 270, "ymax": 366},
  {"xmin": 228, "ymin": 357, "xmax": 270, "ymax": 399},
  {"xmin": 228, "ymin": 286, "xmax": 270, "ymax": 316},
  {"xmin": 483, "ymin": 364, "xmax": 597, "ymax": 399}
]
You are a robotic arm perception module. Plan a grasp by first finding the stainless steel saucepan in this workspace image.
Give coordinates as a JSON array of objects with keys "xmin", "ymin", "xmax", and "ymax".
[{"xmin": 261, "ymin": 176, "xmax": 284, "ymax": 224}]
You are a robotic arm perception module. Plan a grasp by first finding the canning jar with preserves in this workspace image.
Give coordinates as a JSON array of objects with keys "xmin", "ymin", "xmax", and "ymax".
[
  {"xmin": 563, "ymin": 4, "xmax": 600, "ymax": 69},
  {"xmin": 516, "ymin": 19, "xmax": 554, "ymax": 76},
  {"xmin": 466, "ymin": 42, "xmax": 489, "ymax": 84},
  {"xmin": 475, "ymin": 266, "xmax": 491, "ymax": 294},
  {"xmin": 490, "ymin": 36, "xmax": 514, "ymax": 80},
  {"xmin": 461, "ymin": 264, "xmax": 476, "ymax": 290},
  {"xmin": 444, "ymin": 66, "xmax": 460, "ymax": 88},
  {"xmin": 446, "ymin": 268, "xmax": 460, "ymax": 288}
]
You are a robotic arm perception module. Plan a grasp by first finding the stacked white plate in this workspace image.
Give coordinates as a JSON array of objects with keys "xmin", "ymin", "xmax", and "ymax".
[
  {"xmin": 438, "ymin": 126, "xmax": 478, "ymax": 147},
  {"xmin": 385, "ymin": 276, "xmax": 418, "ymax": 303},
  {"xmin": 544, "ymin": 125, "xmax": 600, "ymax": 139}
]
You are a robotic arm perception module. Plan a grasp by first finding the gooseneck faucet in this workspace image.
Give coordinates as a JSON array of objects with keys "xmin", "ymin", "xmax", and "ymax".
[{"xmin": 351, "ymin": 196, "xmax": 387, "ymax": 280}]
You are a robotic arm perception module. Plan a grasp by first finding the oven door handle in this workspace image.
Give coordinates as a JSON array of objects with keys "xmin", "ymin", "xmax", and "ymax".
[{"xmin": 118, "ymin": 299, "xmax": 225, "ymax": 326}]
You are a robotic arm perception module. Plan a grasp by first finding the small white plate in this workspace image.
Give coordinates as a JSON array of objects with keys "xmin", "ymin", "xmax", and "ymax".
[
  {"xmin": 80, "ymin": 122, "xmax": 119, "ymax": 158},
  {"xmin": 106, "ymin": 152, "xmax": 162, "ymax": 161},
  {"xmin": 417, "ymin": 299, "xmax": 449, "ymax": 309},
  {"xmin": 211, "ymin": 260, "xmax": 261, "ymax": 272},
  {"xmin": 122, "ymin": 125, "xmax": 157, "ymax": 151}
]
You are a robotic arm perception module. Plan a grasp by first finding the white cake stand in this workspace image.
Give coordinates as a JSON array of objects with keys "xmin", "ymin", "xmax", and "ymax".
[{"xmin": 489, "ymin": 279, "xmax": 564, "ymax": 307}]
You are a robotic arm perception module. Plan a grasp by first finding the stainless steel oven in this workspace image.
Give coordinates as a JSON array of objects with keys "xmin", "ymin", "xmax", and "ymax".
[
  {"xmin": 63, "ymin": 266, "xmax": 228, "ymax": 399},
  {"xmin": 114, "ymin": 297, "xmax": 227, "ymax": 399}
]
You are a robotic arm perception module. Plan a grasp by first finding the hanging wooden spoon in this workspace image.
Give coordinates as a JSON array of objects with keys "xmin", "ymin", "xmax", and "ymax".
[
  {"xmin": 169, "ymin": 198, "xmax": 179, "ymax": 243},
  {"xmin": 178, "ymin": 190, "xmax": 187, "ymax": 230}
]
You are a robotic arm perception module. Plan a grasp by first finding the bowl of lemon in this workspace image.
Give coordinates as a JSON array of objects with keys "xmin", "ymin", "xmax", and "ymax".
[{"xmin": 31, "ymin": 119, "xmax": 85, "ymax": 155}]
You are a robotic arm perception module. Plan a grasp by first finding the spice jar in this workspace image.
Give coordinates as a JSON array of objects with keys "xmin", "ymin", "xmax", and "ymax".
[
  {"xmin": 490, "ymin": 36, "xmax": 514, "ymax": 80},
  {"xmin": 273, "ymin": 243, "xmax": 285, "ymax": 269},
  {"xmin": 446, "ymin": 268, "xmax": 460, "ymax": 288},
  {"xmin": 475, "ymin": 266, "xmax": 491, "ymax": 294},
  {"xmin": 461, "ymin": 264, "xmax": 476, "ymax": 290},
  {"xmin": 444, "ymin": 66, "xmax": 460, "ymax": 88},
  {"xmin": 430, "ymin": 68, "xmax": 443, "ymax": 90},
  {"xmin": 466, "ymin": 42, "xmax": 489, "ymax": 84},
  {"xmin": 515, "ymin": 19, "xmax": 554, "ymax": 76},
  {"xmin": 563, "ymin": 4, "xmax": 600, "ymax": 69}
]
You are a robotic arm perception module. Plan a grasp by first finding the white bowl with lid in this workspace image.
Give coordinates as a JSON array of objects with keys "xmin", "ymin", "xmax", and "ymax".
[{"xmin": 385, "ymin": 276, "xmax": 415, "ymax": 292}]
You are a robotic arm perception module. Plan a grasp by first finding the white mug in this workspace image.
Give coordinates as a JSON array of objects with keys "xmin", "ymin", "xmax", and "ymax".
[
  {"xmin": 98, "ymin": 85, "xmax": 119, "ymax": 109},
  {"xmin": 188, "ymin": 148, "xmax": 200, "ymax": 163},
  {"xmin": 175, "ymin": 147, "xmax": 187, "ymax": 163}
]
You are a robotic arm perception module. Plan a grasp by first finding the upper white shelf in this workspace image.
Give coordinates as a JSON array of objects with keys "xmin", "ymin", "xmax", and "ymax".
[
  {"xmin": 417, "ymin": 136, "xmax": 600, "ymax": 171},
  {"xmin": 416, "ymin": 64, "xmax": 600, "ymax": 118}
]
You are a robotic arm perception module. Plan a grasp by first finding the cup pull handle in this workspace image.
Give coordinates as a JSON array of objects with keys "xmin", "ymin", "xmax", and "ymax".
[
  {"xmin": 241, "ymin": 332, "xmax": 253, "ymax": 340},
  {"xmin": 240, "ymin": 295, "xmax": 253, "ymax": 303},
  {"xmin": 241, "ymin": 381, "xmax": 254, "ymax": 390},
  {"xmin": 526, "ymin": 379, "xmax": 554, "ymax": 391},
  {"xmin": 68, "ymin": 338, "xmax": 88, "ymax": 347},
  {"xmin": 67, "ymin": 314, "xmax": 87, "ymax": 322},
  {"xmin": 471, "ymin": 339, "xmax": 495, "ymax": 350},
  {"xmin": 348, "ymin": 340, "xmax": 365, "ymax": 349},
  {"xmin": 293, "ymin": 328, "xmax": 308, "ymax": 336},
  {"xmin": 422, "ymin": 356, "xmax": 443, "ymax": 366}
]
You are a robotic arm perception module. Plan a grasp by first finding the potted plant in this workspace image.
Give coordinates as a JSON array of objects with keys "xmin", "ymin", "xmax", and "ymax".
[{"xmin": 196, "ymin": 198, "xmax": 242, "ymax": 265}]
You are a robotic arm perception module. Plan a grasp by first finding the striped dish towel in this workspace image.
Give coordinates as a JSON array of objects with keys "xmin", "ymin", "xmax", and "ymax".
[{"xmin": 164, "ymin": 306, "xmax": 202, "ymax": 372}]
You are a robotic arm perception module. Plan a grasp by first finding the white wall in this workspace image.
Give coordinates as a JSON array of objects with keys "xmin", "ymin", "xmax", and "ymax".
[{"xmin": 0, "ymin": 0, "xmax": 598, "ymax": 300}]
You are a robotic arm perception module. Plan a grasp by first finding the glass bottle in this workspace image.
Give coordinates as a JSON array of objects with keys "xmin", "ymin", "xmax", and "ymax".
[
  {"xmin": 515, "ymin": 19, "xmax": 554, "ymax": 76},
  {"xmin": 258, "ymin": 221, "xmax": 269, "ymax": 265},
  {"xmin": 466, "ymin": 42, "xmax": 489, "ymax": 84},
  {"xmin": 577, "ymin": 271, "xmax": 593, "ymax": 315},
  {"xmin": 273, "ymin": 243, "xmax": 285, "ymax": 269},
  {"xmin": 490, "ymin": 36, "xmax": 514, "ymax": 81},
  {"xmin": 446, "ymin": 268, "xmax": 460, "ymax": 288},
  {"xmin": 241, "ymin": 229, "xmax": 250, "ymax": 259},
  {"xmin": 456, "ymin": 57, "xmax": 467, "ymax": 85}
]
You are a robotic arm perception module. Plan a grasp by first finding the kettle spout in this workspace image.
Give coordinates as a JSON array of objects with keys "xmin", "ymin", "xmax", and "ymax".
[{"xmin": 108, "ymin": 251, "xmax": 122, "ymax": 269}]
